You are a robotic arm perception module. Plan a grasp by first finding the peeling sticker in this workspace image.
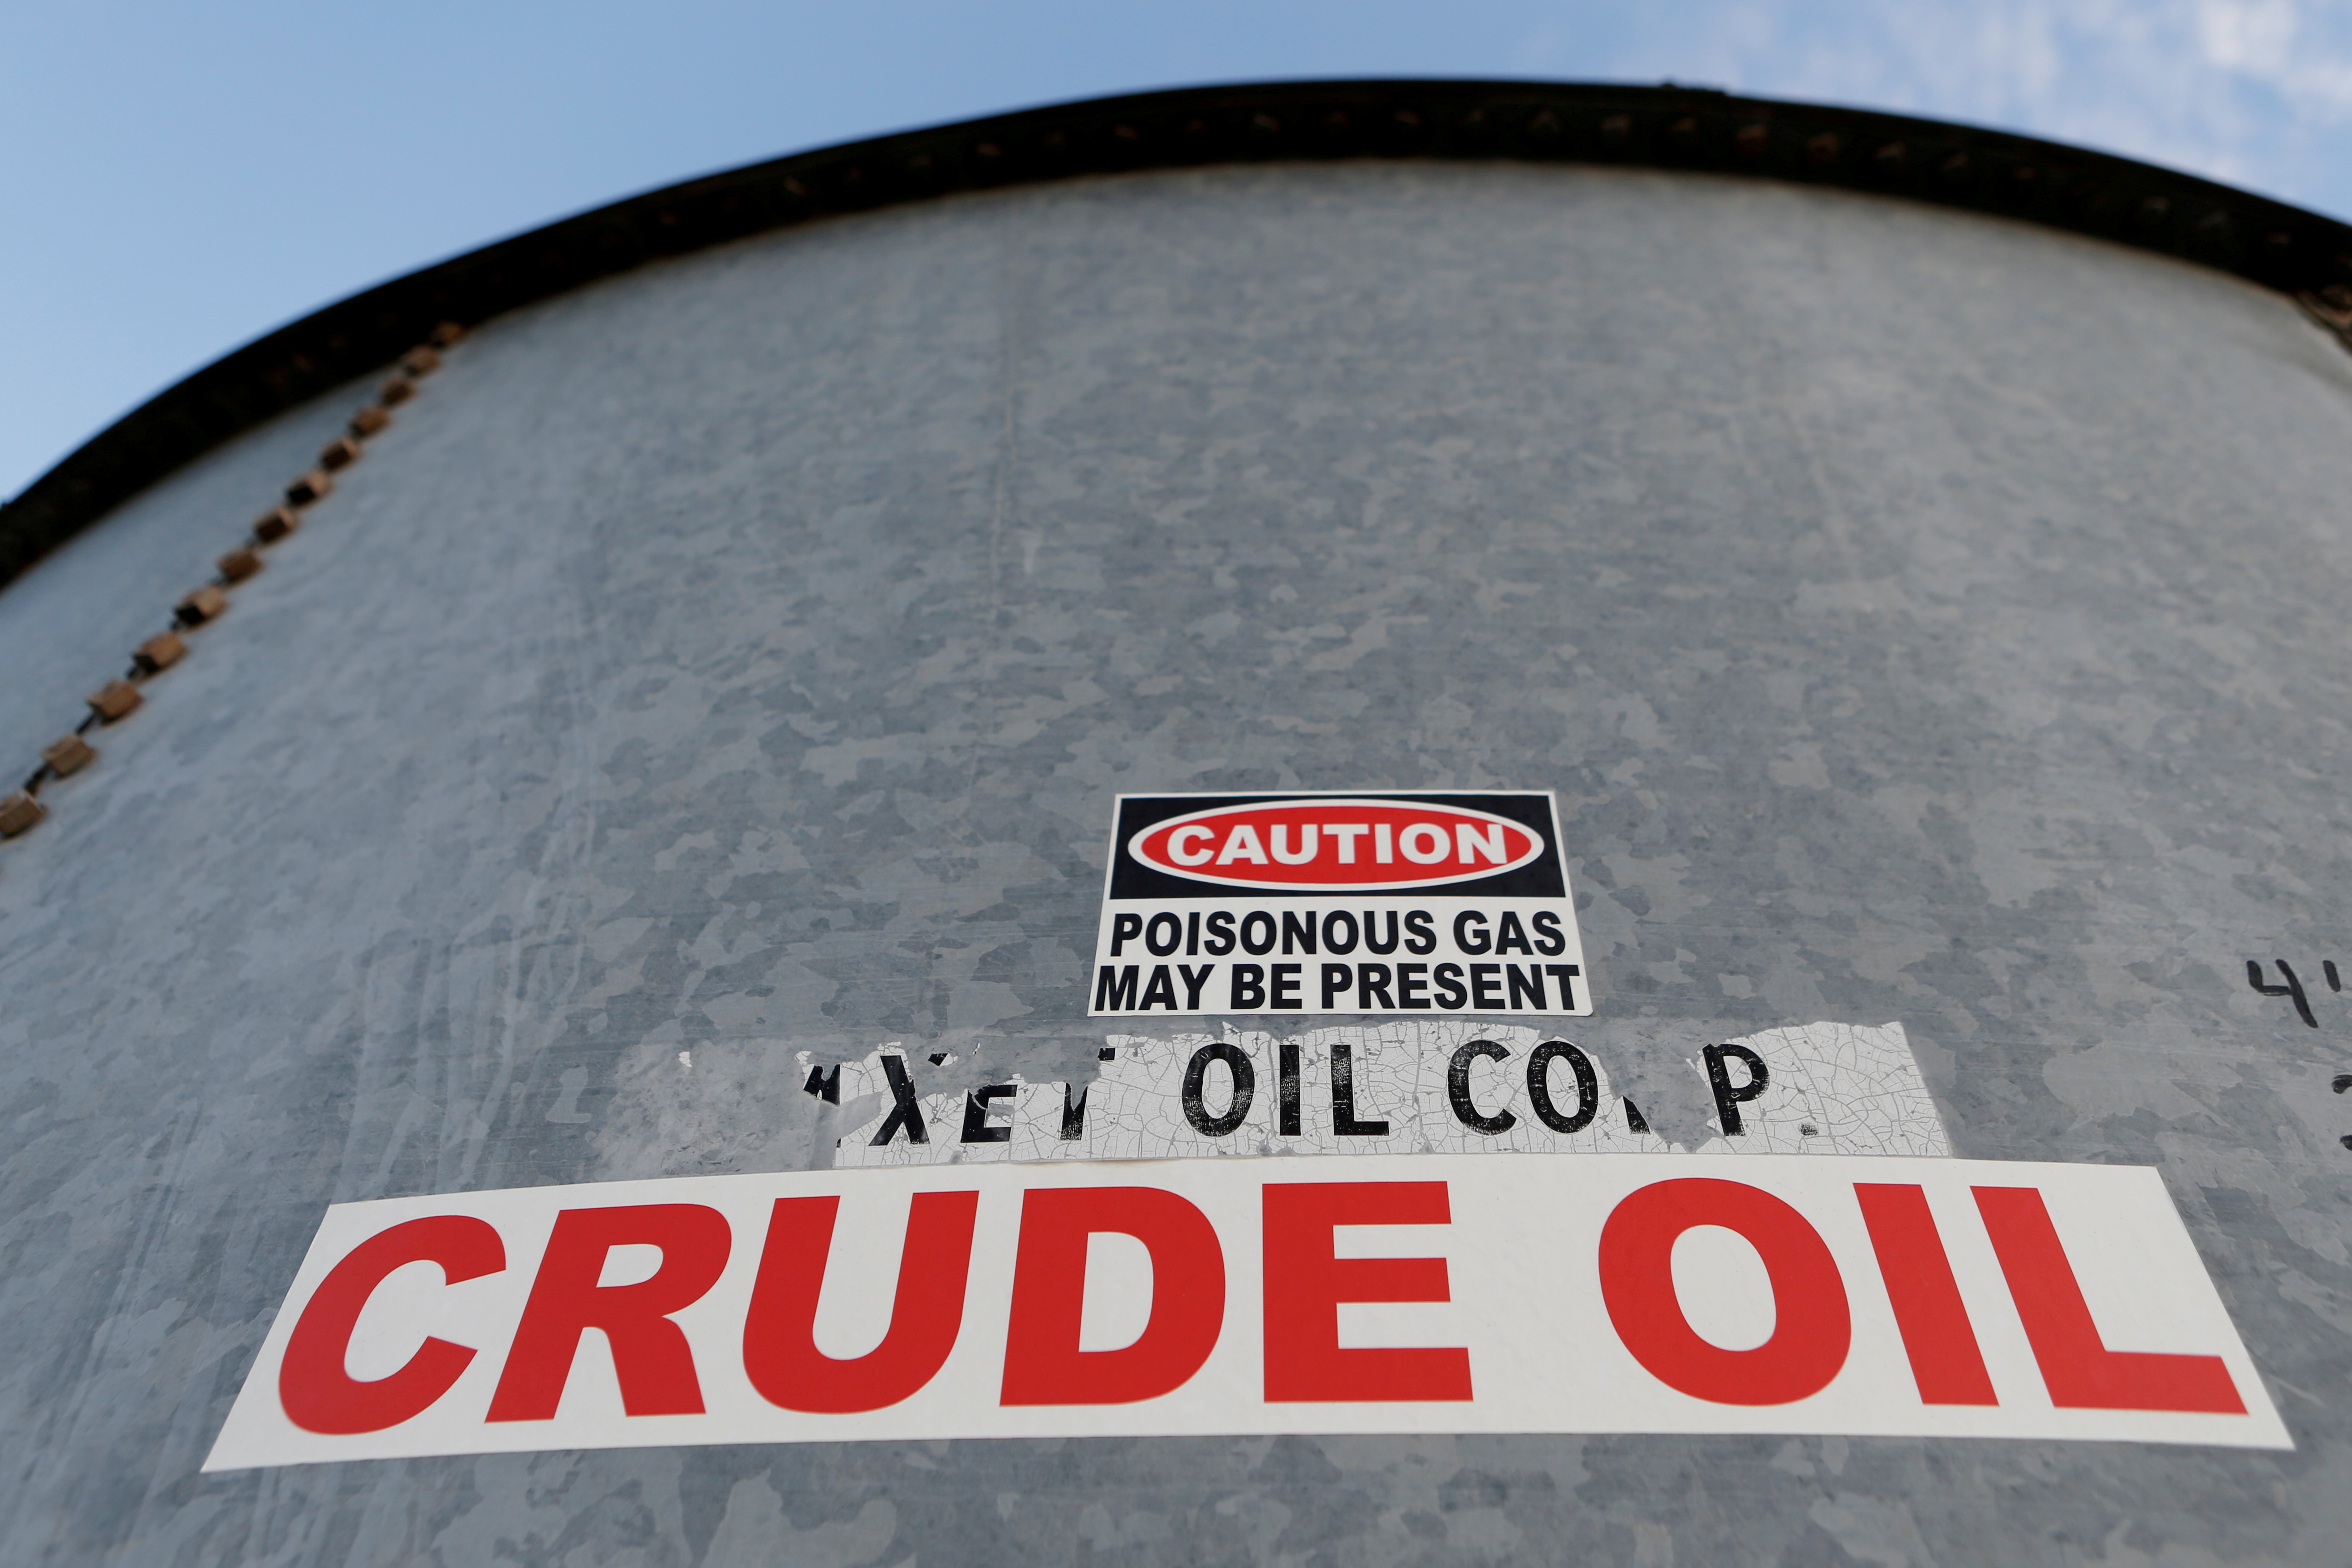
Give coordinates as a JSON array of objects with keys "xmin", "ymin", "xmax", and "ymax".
[{"xmin": 814, "ymin": 1020, "xmax": 1948, "ymax": 1166}]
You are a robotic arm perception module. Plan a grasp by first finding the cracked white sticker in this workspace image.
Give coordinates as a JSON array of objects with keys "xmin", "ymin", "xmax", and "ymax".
[{"xmin": 811, "ymin": 1020, "xmax": 1948, "ymax": 1167}]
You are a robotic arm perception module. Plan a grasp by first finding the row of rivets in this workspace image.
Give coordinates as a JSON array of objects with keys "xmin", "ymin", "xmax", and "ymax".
[{"xmin": 0, "ymin": 322, "xmax": 465, "ymax": 843}]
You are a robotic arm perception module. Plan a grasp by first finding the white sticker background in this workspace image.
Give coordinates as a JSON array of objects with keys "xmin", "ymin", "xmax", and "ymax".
[{"xmin": 206, "ymin": 1152, "xmax": 2288, "ymax": 1470}]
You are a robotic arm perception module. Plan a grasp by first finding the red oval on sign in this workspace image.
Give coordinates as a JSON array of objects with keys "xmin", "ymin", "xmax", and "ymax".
[{"xmin": 1127, "ymin": 799, "xmax": 1544, "ymax": 892}]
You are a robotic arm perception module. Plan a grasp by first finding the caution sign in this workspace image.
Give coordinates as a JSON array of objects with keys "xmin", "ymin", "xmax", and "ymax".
[
  {"xmin": 204, "ymin": 1153, "xmax": 2288, "ymax": 1469},
  {"xmin": 1091, "ymin": 793, "xmax": 1591, "ymax": 1018}
]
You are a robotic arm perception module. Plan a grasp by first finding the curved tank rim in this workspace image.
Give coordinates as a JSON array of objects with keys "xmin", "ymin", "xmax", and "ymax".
[{"xmin": 7, "ymin": 74, "xmax": 2349, "ymax": 588}]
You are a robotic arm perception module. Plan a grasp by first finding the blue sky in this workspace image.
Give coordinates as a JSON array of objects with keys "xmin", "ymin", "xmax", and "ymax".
[{"xmin": 8, "ymin": 0, "xmax": 2352, "ymax": 503}]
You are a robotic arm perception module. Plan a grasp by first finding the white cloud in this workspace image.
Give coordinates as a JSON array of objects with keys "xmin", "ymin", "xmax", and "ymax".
[
  {"xmin": 1568, "ymin": 0, "xmax": 2352, "ymax": 215},
  {"xmin": 2198, "ymin": 0, "xmax": 2352, "ymax": 111}
]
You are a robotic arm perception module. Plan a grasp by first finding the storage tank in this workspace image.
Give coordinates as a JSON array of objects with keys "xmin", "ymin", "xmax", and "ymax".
[{"xmin": 2, "ymin": 80, "xmax": 2349, "ymax": 1565}]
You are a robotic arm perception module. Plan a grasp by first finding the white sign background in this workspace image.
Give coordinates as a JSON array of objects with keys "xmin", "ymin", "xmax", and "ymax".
[{"xmin": 207, "ymin": 1153, "xmax": 2287, "ymax": 1469}]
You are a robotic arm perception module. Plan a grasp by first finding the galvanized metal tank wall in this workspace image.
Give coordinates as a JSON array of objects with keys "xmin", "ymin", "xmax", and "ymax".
[{"xmin": 4, "ymin": 157, "xmax": 2352, "ymax": 1563}]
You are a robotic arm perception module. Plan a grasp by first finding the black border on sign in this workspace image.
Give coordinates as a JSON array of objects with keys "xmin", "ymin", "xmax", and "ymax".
[{"xmin": 1103, "ymin": 791, "xmax": 1570, "ymax": 901}]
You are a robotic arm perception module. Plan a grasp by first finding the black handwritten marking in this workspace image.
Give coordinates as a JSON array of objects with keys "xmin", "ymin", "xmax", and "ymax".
[
  {"xmin": 960, "ymin": 1085, "xmax": 1015, "ymax": 1143},
  {"xmin": 1702, "ymin": 1044, "xmax": 1771, "ymax": 1136},
  {"xmin": 870, "ymin": 1054, "xmax": 929, "ymax": 1146},
  {"xmin": 1446, "ymin": 1039, "xmax": 1517, "ymax": 1134},
  {"xmin": 2329, "ymin": 961, "xmax": 2343, "ymax": 993},
  {"xmin": 1525, "ymin": 1040, "xmax": 1598, "ymax": 1134},
  {"xmin": 2249, "ymin": 960, "xmax": 2318, "ymax": 1028},
  {"xmin": 1330, "ymin": 1042, "xmax": 1389, "ymax": 1136},
  {"xmin": 1278, "ymin": 1039, "xmax": 1302, "ymax": 1136},
  {"xmin": 1181, "ymin": 1042, "xmax": 1254, "ymax": 1137}
]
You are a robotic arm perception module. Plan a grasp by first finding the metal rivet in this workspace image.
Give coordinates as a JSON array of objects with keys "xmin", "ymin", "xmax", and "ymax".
[
  {"xmin": 378, "ymin": 375, "xmax": 417, "ymax": 408},
  {"xmin": 87, "ymin": 680, "xmax": 142, "ymax": 723},
  {"xmin": 1735, "ymin": 123, "xmax": 1767, "ymax": 158},
  {"xmin": 0, "ymin": 792, "xmax": 45, "ymax": 838},
  {"xmin": 974, "ymin": 141, "xmax": 1002, "ymax": 158},
  {"xmin": 318, "ymin": 436, "xmax": 363, "ymax": 472},
  {"xmin": 400, "ymin": 345, "xmax": 443, "ymax": 377},
  {"xmin": 1599, "ymin": 114, "xmax": 1631, "ymax": 146},
  {"xmin": 1524, "ymin": 109, "xmax": 1560, "ymax": 138},
  {"xmin": 1807, "ymin": 132, "xmax": 1840, "ymax": 164},
  {"xmin": 41, "ymin": 735, "xmax": 95, "ymax": 778},
  {"xmin": 428, "ymin": 321, "xmax": 466, "ymax": 348},
  {"xmin": 176, "ymin": 585, "xmax": 229, "ymax": 627},
  {"xmin": 253, "ymin": 506, "xmax": 300, "ymax": 545},
  {"xmin": 348, "ymin": 405, "xmax": 391, "ymax": 437},
  {"xmin": 285, "ymin": 470, "xmax": 333, "ymax": 507},
  {"xmin": 135, "ymin": 632, "xmax": 186, "ymax": 673},
  {"xmin": 1666, "ymin": 116, "xmax": 1698, "ymax": 144},
  {"xmin": 1875, "ymin": 142, "xmax": 1907, "ymax": 170},
  {"xmin": 217, "ymin": 547, "xmax": 263, "ymax": 583}
]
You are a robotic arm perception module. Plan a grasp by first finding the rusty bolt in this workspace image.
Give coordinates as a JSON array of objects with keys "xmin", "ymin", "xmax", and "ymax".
[
  {"xmin": 217, "ymin": 547, "xmax": 263, "ymax": 583},
  {"xmin": 1735, "ymin": 123, "xmax": 1768, "ymax": 159},
  {"xmin": 42, "ymin": 735, "xmax": 95, "ymax": 777},
  {"xmin": 378, "ymin": 374, "xmax": 416, "ymax": 407},
  {"xmin": 176, "ymin": 585, "xmax": 229, "ymax": 627},
  {"xmin": 348, "ymin": 404, "xmax": 391, "ymax": 438},
  {"xmin": 253, "ymin": 505, "xmax": 300, "ymax": 545},
  {"xmin": 400, "ymin": 345, "xmax": 442, "ymax": 377},
  {"xmin": 285, "ymin": 470, "xmax": 333, "ymax": 507},
  {"xmin": 0, "ymin": 792, "xmax": 44, "ymax": 838},
  {"xmin": 135, "ymin": 632, "xmax": 186, "ymax": 673},
  {"xmin": 1807, "ymin": 132, "xmax": 1840, "ymax": 165},
  {"xmin": 428, "ymin": 321, "xmax": 466, "ymax": 347},
  {"xmin": 88, "ymin": 680, "xmax": 142, "ymax": 723},
  {"xmin": 318, "ymin": 436, "xmax": 363, "ymax": 472},
  {"xmin": 1599, "ymin": 114, "xmax": 1631, "ymax": 146}
]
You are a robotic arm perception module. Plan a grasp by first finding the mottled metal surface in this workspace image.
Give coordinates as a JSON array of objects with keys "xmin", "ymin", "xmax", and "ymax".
[{"xmin": 2, "ymin": 160, "xmax": 2351, "ymax": 1563}]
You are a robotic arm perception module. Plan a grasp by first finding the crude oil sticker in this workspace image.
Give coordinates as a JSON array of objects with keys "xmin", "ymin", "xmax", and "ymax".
[
  {"xmin": 808, "ymin": 1020, "xmax": 1950, "ymax": 1166},
  {"xmin": 206, "ymin": 1152, "xmax": 2288, "ymax": 1468},
  {"xmin": 1091, "ymin": 792, "xmax": 1590, "ymax": 1018}
]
